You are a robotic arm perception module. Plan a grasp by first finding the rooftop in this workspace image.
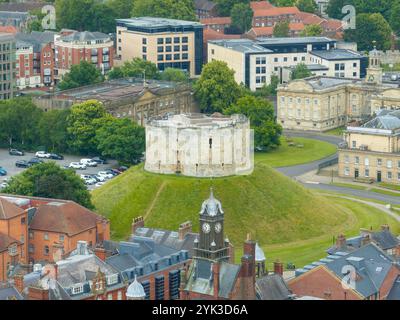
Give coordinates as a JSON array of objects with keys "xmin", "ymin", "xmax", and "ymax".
[
  {"xmin": 58, "ymin": 31, "xmax": 111, "ymax": 43},
  {"xmin": 256, "ymin": 36, "xmax": 335, "ymax": 45},
  {"xmin": 310, "ymin": 49, "xmax": 364, "ymax": 60},
  {"xmin": 116, "ymin": 17, "xmax": 203, "ymax": 29},
  {"xmin": 209, "ymin": 38, "xmax": 271, "ymax": 53}
]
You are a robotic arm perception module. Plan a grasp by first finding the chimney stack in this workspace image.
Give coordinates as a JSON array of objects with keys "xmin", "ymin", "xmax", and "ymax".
[
  {"xmin": 212, "ymin": 263, "xmax": 220, "ymax": 299},
  {"xmin": 178, "ymin": 221, "xmax": 192, "ymax": 241},
  {"xmin": 13, "ymin": 274, "xmax": 24, "ymax": 294},
  {"xmin": 132, "ymin": 216, "xmax": 144, "ymax": 234},
  {"xmin": 336, "ymin": 234, "xmax": 346, "ymax": 248},
  {"xmin": 361, "ymin": 234, "xmax": 371, "ymax": 246},
  {"xmin": 28, "ymin": 286, "xmax": 49, "ymax": 300},
  {"xmin": 274, "ymin": 260, "xmax": 284, "ymax": 276},
  {"xmin": 94, "ymin": 246, "xmax": 107, "ymax": 261},
  {"xmin": 381, "ymin": 224, "xmax": 390, "ymax": 232},
  {"xmin": 240, "ymin": 234, "xmax": 256, "ymax": 300}
]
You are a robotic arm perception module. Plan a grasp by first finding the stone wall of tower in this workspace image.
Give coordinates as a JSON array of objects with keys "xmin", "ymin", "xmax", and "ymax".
[{"xmin": 145, "ymin": 115, "xmax": 253, "ymax": 177}]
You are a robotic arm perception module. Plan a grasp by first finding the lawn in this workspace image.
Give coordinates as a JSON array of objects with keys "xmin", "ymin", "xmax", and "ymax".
[
  {"xmin": 324, "ymin": 126, "xmax": 345, "ymax": 137},
  {"xmin": 370, "ymin": 188, "xmax": 400, "ymax": 197},
  {"xmin": 331, "ymin": 182, "xmax": 368, "ymax": 191},
  {"xmin": 255, "ymin": 136, "xmax": 337, "ymax": 168},
  {"xmin": 379, "ymin": 182, "xmax": 400, "ymax": 192},
  {"xmin": 255, "ymin": 196, "xmax": 400, "ymax": 269}
]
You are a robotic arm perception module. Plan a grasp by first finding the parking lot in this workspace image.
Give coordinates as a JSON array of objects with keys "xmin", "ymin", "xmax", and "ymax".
[{"xmin": 0, "ymin": 149, "xmax": 118, "ymax": 191}]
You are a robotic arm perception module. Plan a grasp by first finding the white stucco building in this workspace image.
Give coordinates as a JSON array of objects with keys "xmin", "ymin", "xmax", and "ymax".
[{"xmin": 145, "ymin": 113, "xmax": 253, "ymax": 177}]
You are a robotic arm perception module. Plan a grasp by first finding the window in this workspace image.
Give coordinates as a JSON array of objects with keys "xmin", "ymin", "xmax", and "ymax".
[
  {"xmin": 174, "ymin": 54, "xmax": 180, "ymax": 60},
  {"xmin": 29, "ymin": 231, "xmax": 33, "ymax": 239},
  {"xmin": 72, "ymin": 285, "xmax": 84, "ymax": 295},
  {"xmin": 182, "ymin": 53, "xmax": 188, "ymax": 60},
  {"xmin": 365, "ymin": 169, "xmax": 369, "ymax": 177},
  {"xmin": 107, "ymin": 294, "xmax": 112, "ymax": 300},
  {"xmin": 142, "ymin": 38, "xmax": 147, "ymax": 45},
  {"xmin": 398, "ymin": 160, "xmax": 400, "ymax": 168},
  {"xmin": 182, "ymin": 45, "xmax": 188, "ymax": 51},
  {"xmin": 364, "ymin": 158, "xmax": 369, "ymax": 166},
  {"xmin": 166, "ymin": 46, "xmax": 172, "ymax": 52},
  {"xmin": 107, "ymin": 274, "xmax": 119, "ymax": 286},
  {"xmin": 377, "ymin": 159, "xmax": 382, "ymax": 166},
  {"xmin": 28, "ymin": 244, "xmax": 34, "ymax": 253},
  {"xmin": 95, "ymin": 281, "xmax": 103, "ymax": 291},
  {"xmin": 8, "ymin": 244, "xmax": 17, "ymax": 256},
  {"xmin": 44, "ymin": 245, "xmax": 49, "ymax": 256},
  {"xmin": 284, "ymin": 57, "xmax": 288, "ymax": 62},
  {"xmin": 21, "ymin": 217, "xmax": 25, "ymax": 225},
  {"xmin": 165, "ymin": 37, "xmax": 172, "ymax": 44},
  {"xmin": 353, "ymin": 62, "xmax": 357, "ymax": 67},
  {"xmin": 256, "ymin": 67, "xmax": 261, "ymax": 74},
  {"xmin": 294, "ymin": 57, "xmax": 298, "ymax": 62},
  {"xmin": 117, "ymin": 291, "xmax": 122, "ymax": 300},
  {"xmin": 174, "ymin": 45, "xmax": 180, "ymax": 51},
  {"xmin": 302, "ymin": 56, "xmax": 305, "ymax": 61},
  {"xmin": 44, "ymin": 233, "xmax": 49, "ymax": 240},
  {"xmin": 388, "ymin": 172, "xmax": 392, "ymax": 179},
  {"xmin": 174, "ymin": 37, "xmax": 180, "ymax": 43},
  {"xmin": 182, "ymin": 37, "xmax": 188, "ymax": 43},
  {"xmin": 353, "ymin": 72, "xmax": 357, "ymax": 77},
  {"xmin": 157, "ymin": 38, "xmax": 164, "ymax": 45},
  {"xmin": 344, "ymin": 155, "xmax": 349, "ymax": 163},
  {"xmin": 166, "ymin": 54, "xmax": 172, "ymax": 61},
  {"xmin": 157, "ymin": 54, "xmax": 163, "ymax": 61},
  {"xmin": 352, "ymin": 141, "xmax": 357, "ymax": 148},
  {"xmin": 274, "ymin": 57, "xmax": 278, "ymax": 62},
  {"xmin": 387, "ymin": 160, "xmax": 393, "ymax": 168},
  {"xmin": 157, "ymin": 46, "xmax": 163, "ymax": 53},
  {"xmin": 355, "ymin": 156, "xmax": 359, "ymax": 164},
  {"xmin": 344, "ymin": 167, "xmax": 350, "ymax": 176},
  {"xmin": 142, "ymin": 46, "xmax": 147, "ymax": 53},
  {"xmin": 59, "ymin": 235, "xmax": 64, "ymax": 242}
]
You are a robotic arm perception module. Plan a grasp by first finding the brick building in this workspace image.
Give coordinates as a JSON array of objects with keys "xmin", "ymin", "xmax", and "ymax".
[
  {"xmin": 194, "ymin": 0, "xmax": 218, "ymax": 19},
  {"xmin": 0, "ymin": 194, "xmax": 110, "ymax": 267},
  {"xmin": 54, "ymin": 30, "xmax": 114, "ymax": 83},
  {"xmin": 200, "ymin": 17, "xmax": 231, "ymax": 33}
]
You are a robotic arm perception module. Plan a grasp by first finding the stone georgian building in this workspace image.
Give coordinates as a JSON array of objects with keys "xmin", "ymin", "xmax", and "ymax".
[
  {"xmin": 338, "ymin": 109, "xmax": 400, "ymax": 184},
  {"xmin": 32, "ymin": 78, "xmax": 198, "ymax": 126},
  {"xmin": 277, "ymin": 48, "xmax": 400, "ymax": 132}
]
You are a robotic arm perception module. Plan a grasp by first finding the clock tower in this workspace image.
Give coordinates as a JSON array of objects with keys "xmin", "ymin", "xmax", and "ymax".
[
  {"xmin": 366, "ymin": 45, "xmax": 383, "ymax": 85},
  {"xmin": 193, "ymin": 188, "xmax": 230, "ymax": 262}
]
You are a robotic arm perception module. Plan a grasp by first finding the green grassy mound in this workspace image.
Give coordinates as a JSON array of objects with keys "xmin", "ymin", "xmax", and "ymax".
[{"xmin": 92, "ymin": 163, "xmax": 349, "ymax": 245}]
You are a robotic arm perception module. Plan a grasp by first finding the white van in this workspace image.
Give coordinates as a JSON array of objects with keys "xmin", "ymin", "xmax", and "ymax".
[{"xmin": 80, "ymin": 159, "xmax": 98, "ymax": 167}]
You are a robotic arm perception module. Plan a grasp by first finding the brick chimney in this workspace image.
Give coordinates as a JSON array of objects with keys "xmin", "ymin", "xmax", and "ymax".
[
  {"xmin": 228, "ymin": 242, "xmax": 235, "ymax": 264},
  {"xmin": 13, "ymin": 274, "xmax": 24, "ymax": 294},
  {"xmin": 239, "ymin": 234, "xmax": 256, "ymax": 300},
  {"xmin": 212, "ymin": 263, "xmax": 220, "ymax": 299},
  {"xmin": 361, "ymin": 234, "xmax": 371, "ymax": 246},
  {"xmin": 336, "ymin": 234, "xmax": 346, "ymax": 248},
  {"xmin": 28, "ymin": 286, "xmax": 49, "ymax": 300},
  {"xmin": 274, "ymin": 260, "xmax": 284, "ymax": 276},
  {"xmin": 131, "ymin": 216, "xmax": 144, "ymax": 234},
  {"xmin": 381, "ymin": 224, "xmax": 390, "ymax": 232},
  {"xmin": 94, "ymin": 247, "xmax": 107, "ymax": 261},
  {"xmin": 178, "ymin": 221, "xmax": 192, "ymax": 241}
]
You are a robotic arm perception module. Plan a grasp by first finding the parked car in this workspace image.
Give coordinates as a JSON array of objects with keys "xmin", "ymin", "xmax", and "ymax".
[
  {"xmin": 118, "ymin": 166, "xmax": 128, "ymax": 172},
  {"xmin": 0, "ymin": 182, "xmax": 8, "ymax": 189},
  {"xmin": 91, "ymin": 174, "xmax": 106, "ymax": 182},
  {"xmin": 35, "ymin": 151, "xmax": 51, "ymax": 158},
  {"xmin": 9, "ymin": 148, "xmax": 24, "ymax": 156},
  {"xmin": 49, "ymin": 153, "xmax": 64, "ymax": 160},
  {"xmin": 0, "ymin": 167, "xmax": 7, "ymax": 176},
  {"xmin": 95, "ymin": 182, "xmax": 106, "ymax": 187},
  {"xmin": 91, "ymin": 156, "xmax": 107, "ymax": 165},
  {"xmin": 15, "ymin": 160, "xmax": 31, "ymax": 168},
  {"xmin": 80, "ymin": 159, "xmax": 98, "ymax": 167},
  {"xmin": 81, "ymin": 175, "xmax": 96, "ymax": 185},
  {"xmin": 97, "ymin": 171, "xmax": 114, "ymax": 179},
  {"xmin": 69, "ymin": 162, "xmax": 86, "ymax": 170},
  {"xmin": 104, "ymin": 169, "xmax": 119, "ymax": 176},
  {"xmin": 28, "ymin": 158, "xmax": 44, "ymax": 166}
]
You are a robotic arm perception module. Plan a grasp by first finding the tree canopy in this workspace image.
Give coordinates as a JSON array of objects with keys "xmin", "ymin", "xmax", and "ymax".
[
  {"xmin": 230, "ymin": 3, "xmax": 253, "ymax": 33},
  {"xmin": 273, "ymin": 20, "xmax": 290, "ymax": 37},
  {"xmin": 58, "ymin": 61, "xmax": 104, "ymax": 91},
  {"xmin": 131, "ymin": 0, "xmax": 196, "ymax": 21},
  {"xmin": 300, "ymin": 24, "xmax": 323, "ymax": 36},
  {"xmin": 291, "ymin": 63, "xmax": 312, "ymax": 80},
  {"xmin": 108, "ymin": 58, "xmax": 159, "ymax": 80}
]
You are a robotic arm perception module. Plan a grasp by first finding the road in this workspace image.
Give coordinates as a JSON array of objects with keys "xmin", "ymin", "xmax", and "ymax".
[{"xmin": 280, "ymin": 130, "xmax": 400, "ymax": 205}]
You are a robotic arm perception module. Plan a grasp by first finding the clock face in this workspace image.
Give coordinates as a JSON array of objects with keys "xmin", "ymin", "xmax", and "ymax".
[
  {"xmin": 368, "ymin": 75, "xmax": 375, "ymax": 82},
  {"xmin": 202, "ymin": 223, "xmax": 211, "ymax": 234},
  {"xmin": 215, "ymin": 223, "xmax": 222, "ymax": 233}
]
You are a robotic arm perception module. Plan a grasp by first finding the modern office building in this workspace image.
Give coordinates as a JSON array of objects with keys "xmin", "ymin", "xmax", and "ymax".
[
  {"xmin": 208, "ymin": 37, "xmax": 366, "ymax": 91},
  {"xmin": 0, "ymin": 33, "xmax": 15, "ymax": 100},
  {"xmin": 116, "ymin": 17, "xmax": 203, "ymax": 77}
]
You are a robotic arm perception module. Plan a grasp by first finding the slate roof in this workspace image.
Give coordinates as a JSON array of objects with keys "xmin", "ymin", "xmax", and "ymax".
[
  {"xmin": 59, "ymin": 31, "xmax": 110, "ymax": 43},
  {"xmin": 371, "ymin": 230, "xmax": 400, "ymax": 250},
  {"xmin": 387, "ymin": 276, "xmax": 400, "ymax": 300},
  {"xmin": 256, "ymin": 274, "xmax": 292, "ymax": 300},
  {"xmin": 15, "ymin": 31, "xmax": 56, "ymax": 52},
  {"xmin": 29, "ymin": 201, "xmax": 105, "ymax": 236},
  {"xmin": 0, "ymin": 197, "xmax": 25, "ymax": 220},
  {"xmin": 0, "ymin": 284, "xmax": 24, "ymax": 300},
  {"xmin": 0, "ymin": 2, "xmax": 50, "ymax": 13},
  {"xmin": 310, "ymin": 49, "xmax": 364, "ymax": 60},
  {"xmin": 194, "ymin": 0, "xmax": 217, "ymax": 11},
  {"xmin": 362, "ymin": 112, "xmax": 400, "ymax": 130},
  {"xmin": 325, "ymin": 244, "xmax": 397, "ymax": 298}
]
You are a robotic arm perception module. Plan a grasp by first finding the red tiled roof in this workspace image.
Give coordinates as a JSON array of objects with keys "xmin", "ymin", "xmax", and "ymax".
[
  {"xmin": 321, "ymin": 19, "xmax": 343, "ymax": 31},
  {"xmin": 250, "ymin": 1, "xmax": 274, "ymax": 11},
  {"xmin": 295, "ymin": 12, "xmax": 324, "ymax": 25},
  {"xmin": 248, "ymin": 22, "xmax": 305, "ymax": 36},
  {"xmin": 0, "ymin": 26, "xmax": 18, "ymax": 34},
  {"xmin": 203, "ymin": 28, "xmax": 242, "ymax": 41},
  {"xmin": 29, "ymin": 201, "xmax": 106, "ymax": 236},
  {"xmin": 0, "ymin": 233, "xmax": 20, "ymax": 253},
  {"xmin": 0, "ymin": 197, "xmax": 25, "ymax": 220},
  {"xmin": 253, "ymin": 6, "xmax": 300, "ymax": 17},
  {"xmin": 200, "ymin": 17, "xmax": 231, "ymax": 25}
]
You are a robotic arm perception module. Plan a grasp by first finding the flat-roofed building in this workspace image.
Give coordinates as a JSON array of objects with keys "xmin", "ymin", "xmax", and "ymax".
[{"xmin": 116, "ymin": 17, "xmax": 203, "ymax": 77}]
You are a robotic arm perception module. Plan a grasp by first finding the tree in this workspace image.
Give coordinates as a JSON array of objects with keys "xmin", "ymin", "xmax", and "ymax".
[
  {"xmin": 230, "ymin": 3, "xmax": 253, "ymax": 33},
  {"xmin": 296, "ymin": 0, "xmax": 317, "ymax": 13},
  {"xmin": 106, "ymin": 0, "xmax": 134, "ymax": 19},
  {"xmin": 291, "ymin": 63, "xmax": 312, "ymax": 80},
  {"xmin": 159, "ymin": 68, "xmax": 189, "ymax": 82},
  {"xmin": 107, "ymin": 58, "xmax": 159, "ymax": 80},
  {"xmin": 344, "ymin": 13, "xmax": 393, "ymax": 51},
  {"xmin": 66, "ymin": 100, "xmax": 108, "ymax": 155},
  {"xmin": 326, "ymin": 0, "xmax": 355, "ymax": 20},
  {"xmin": 253, "ymin": 75, "xmax": 280, "ymax": 97},
  {"xmin": 224, "ymin": 95, "xmax": 282, "ymax": 151},
  {"xmin": 300, "ymin": 24, "xmax": 323, "ymax": 36},
  {"xmin": 389, "ymin": 3, "xmax": 400, "ymax": 36},
  {"xmin": 193, "ymin": 60, "xmax": 243, "ymax": 113},
  {"xmin": 58, "ymin": 61, "xmax": 104, "ymax": 91},
  {"xmin": 273, "ymin": 20, "xmax": 290, "ymax": 37},
  {"xmin": 3, "ymin": 162, "xmax": 94, "ymax": 208},
  {"xmin": 132, "ymin": 0, "xmax": 196, "ymax": 21},
  {"xmin": 95, "ymin": 118, "xmax": 145, "ymax": 165},
  {"xmin": 216, "ymin": 0, "xmax": 250, "ymax": 17},
  {"xmin": 38, "ymin": 109, "xmax": 70, "ymax": 153}
]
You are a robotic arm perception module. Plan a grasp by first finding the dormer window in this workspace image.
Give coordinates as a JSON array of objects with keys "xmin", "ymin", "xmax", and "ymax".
[
  {"xmin": 107, "ymin": 274, "xmax": 119, "ymax": 286},
  {"xmin": 71, "ymin": 284, "xmax": 84, "ymax": 295}
]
